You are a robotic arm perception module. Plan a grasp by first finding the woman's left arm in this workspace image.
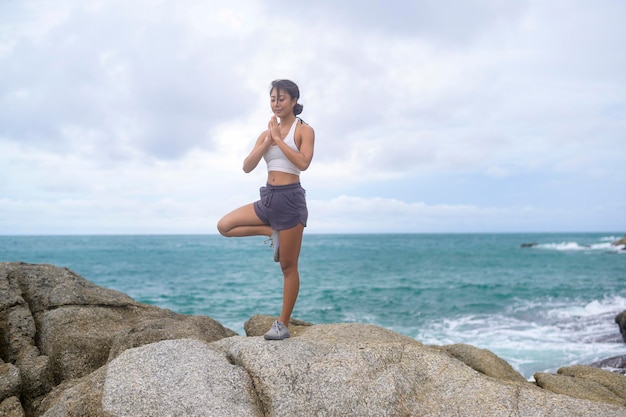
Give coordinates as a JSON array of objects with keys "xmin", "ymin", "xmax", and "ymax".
[{"xmin": 274, "ymin": 123, "xmax": 315, "ymax": 171}]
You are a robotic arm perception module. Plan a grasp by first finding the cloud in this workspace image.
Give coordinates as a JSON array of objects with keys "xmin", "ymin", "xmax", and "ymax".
[
  {"xmin": 307, "ymin": 195, "xmax": 615, "ymax": 234},
  {"xmin": 1, "ymin": 0, "xmax": 625, "ymax": 234},
  {"xmin": 270, "ymin": 0, "xmax": 530, "ymax": 45},
  {"xmin": 0, "ymin": 0, "xmax": 256, "ymax": 160}
]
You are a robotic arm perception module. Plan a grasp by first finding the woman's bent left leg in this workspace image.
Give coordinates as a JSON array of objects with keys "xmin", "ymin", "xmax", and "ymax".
[
  {"xmin": 277, "ymin": 223, "xmax": 304, "ymax": 326},
  {"xmin": 217, "ymin": 203, "xmax": 272, "ymax": 238}
]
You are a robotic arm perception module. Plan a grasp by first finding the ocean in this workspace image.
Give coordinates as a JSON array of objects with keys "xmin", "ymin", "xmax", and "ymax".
[{"xmin": 1, "ymin": 232, "xmax": 625, "ymax": 379}]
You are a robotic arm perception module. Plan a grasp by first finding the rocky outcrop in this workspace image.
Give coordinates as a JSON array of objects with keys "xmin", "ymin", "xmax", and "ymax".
[
  {"xmin": 36, "ymin": 329, "xmax": 626, "ymax": 417},
  {"xmin": 0, "ymin": 262, "xmax": 236, "ymax": 416},
  {"xmin": 612, "ymin": 235, "xmax": 626, "ymax": 247},
  {"xmin": 103, "ymin": 339, "xmax": 260, "ymax": 417},
  {"xmin": 2, "ymin": 262, "xmax": 626, "ymax": 416},
  {"xmin": 535, "ymin": 365, "xmax": 626, "ymax": 406},
  {"xmin": 593, "ymin": 355, "xmax": 626, "ymax": 375},
  {"xmin": 440, "ymin": 343, "xmax": 527, "ymax": 382},
  {"xmin": 520, "ymin": 242, "xmax": 538, "ymax": 248}
]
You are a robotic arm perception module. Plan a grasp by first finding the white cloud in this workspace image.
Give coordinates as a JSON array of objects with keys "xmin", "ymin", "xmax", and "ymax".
[
  {"xmin": 307, "ymin": 195, "xmax": 608, "ymax": 234},
  {"xmin": 1, "ymin": 0, "xmax": 625, "ymax": 234}
]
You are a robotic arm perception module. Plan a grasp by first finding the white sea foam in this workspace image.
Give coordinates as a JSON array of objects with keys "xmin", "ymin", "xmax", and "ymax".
[
  {"xmin": 414, "ymin": 295, "xmax": 626, "ymax": 379},
  {"xmin": 535, "ymin": 240, "xmax": 624, "ymax": 252},
  {"xmin": 543, "ymin": 297, "xmax": 626, "ymax": 320}
]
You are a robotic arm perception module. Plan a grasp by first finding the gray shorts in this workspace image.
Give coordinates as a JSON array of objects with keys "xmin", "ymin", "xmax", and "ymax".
[{"xmin": 253, "ymin": 183, "xmax": 308, "ymax": 231}]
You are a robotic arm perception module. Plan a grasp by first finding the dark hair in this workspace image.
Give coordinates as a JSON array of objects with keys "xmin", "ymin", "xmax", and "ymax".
[{"xmin": 270, "ymin": 79, "xmax": 303, "ymax": 116}]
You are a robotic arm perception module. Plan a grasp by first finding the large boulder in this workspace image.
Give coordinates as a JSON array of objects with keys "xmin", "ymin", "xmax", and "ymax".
[
  {"xmin": 103, "ymin": 339, "xmax": 261, "ymax": 417},
  {"xmin": 440, "ymin": 343, "xmax": 527, "ymax": 383},
  {"xmin": 0, "ymin": 262, "xmax": 237, "ymax": 416},
  {"xmin": 211, "ymin": 325, "xmax": 625, "ymax": 417},
  {"xmin": 4, "ymin": 262, "xmax": 626, "ymax": 416},
  {"xmin": 535, "ymin": 366, "xmax": 626, "ymax": 410},
  {"xmin": 34, "ymin": 325, "xmax": 626, "ymax": 417},
  {"xmin": 107, "ymin": 314, "xmax": 235, "ymax": 361},
  {"xmin": 37, "ymin": 339, "xmax": 263, "ymax": 417}
]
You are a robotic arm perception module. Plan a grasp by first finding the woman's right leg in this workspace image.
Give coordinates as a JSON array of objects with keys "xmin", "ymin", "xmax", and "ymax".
[{"xmin": 217, "ymin": 203, "xmax": 272, "ymax": 238}]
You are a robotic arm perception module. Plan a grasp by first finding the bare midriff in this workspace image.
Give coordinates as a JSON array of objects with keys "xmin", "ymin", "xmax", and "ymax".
[{"xmin": 267, "ymin": 171, "xmax": 300, "ymax": 186}]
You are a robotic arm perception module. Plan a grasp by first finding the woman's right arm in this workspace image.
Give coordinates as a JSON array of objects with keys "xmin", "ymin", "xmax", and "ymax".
[{"xmin": 242, "ymin": 130, "xmax": 271, "ymax": 173}]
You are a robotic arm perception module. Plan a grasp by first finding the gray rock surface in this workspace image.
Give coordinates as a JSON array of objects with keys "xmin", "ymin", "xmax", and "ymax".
[
  {"xmin": 212, "ymin": 326, "xmax": 626, "ymax": 417},
  {"xmin": 103, "ymin": 339, "xmax": 262, "ymax": 417},
  {"xmin": 0, "ymin": 362, "xmax": 21, "ymax": 402},
  {"xmin": 441, "ymin": 343, "xmax": 528, "ymax": 383},
  {"xmin": 559, "ymin": 365, "xmax": 626, "ymax": 400},
  {"xmin": 3, "ymin": 262, "xmax": 626, "ymax": 417},
  {"xmin": 36, "ymin": 325, "xmax": 626, "ymax": 417},
  {"xmin": 592, "ymin": 355, "xmax": 626, "ymax": 375},
  {"xmin": 535, "ymin": 371, "xmax": 626, "ymax": 406},
  {"xmin": 0, "ymin": 262, "xmax": 237, "ymax": 416},
  {"xmin": 0, "ymin": 396, "xmax": 25, "ymax": 417},
  {"xmin": 107, "ymin": 314, "xmax": 235, "ymax": 361},
  {"xmin": 37, "ymin": 366, "xmax": 107, "ymax": 417}
]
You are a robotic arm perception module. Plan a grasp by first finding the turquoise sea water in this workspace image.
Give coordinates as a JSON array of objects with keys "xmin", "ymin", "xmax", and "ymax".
[{"xmin": 1, "ymin": 233, "xmax": 625, "ymax": 379}]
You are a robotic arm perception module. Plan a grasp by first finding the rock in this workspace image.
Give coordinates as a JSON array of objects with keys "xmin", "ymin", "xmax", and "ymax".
[
  {"xmin": 39, "ymin": 322, "xmax": 626, "ymax": 416},
  {"xmin": 0, "ymin": 264, "xmax": 55, "ymax": 408},
  {"xmin": 102, "ymin": 339, "xmax": 261, "ymax": 417},
  {"xmin": 211, "ymin": 326, "xmax": 625, "ymax": 417},
  {"xmin": 296, "ymin": 321, "xmax": 421, "ymax": 345},
  {"xmin": 244, "ymin": 314, "xmax": 313, "ymax": 337},
  {"xmin": 5, "ymin": 262, "xmax": 626, "ymax": 416},
  {"xmin": 591, "ymin": 355, "xmax": 626, "ymax": 375},
  {"xmin": 441, "ymin": 343, "xmax": 527, "ymax": 383},
  {"xmin": 0, "ymin": 396, "xmax": 25, "ymax": 417},
  {"xmin": 534, "ymin": 371, "xmax": 626, "ymax": 406},
  {"xmin": 39, "ymin": 304, "xmax": 236, "ymax": 382},
  {"xmin": 612, "ymin": 235, "xmax": 626, "ymax": 247},
  {"xmin": 558, "ymin": 365, "xmax": 626, "ymax": 399},
  {"xmin": 0, "ymin": 262, "xmax": 237, "ymax": 416},
  {"xmin": 36, "ymin": 366, "xmax": 107, "ymax": 417},
  {"xmin": 108, "ymin": 314, "xmax": 237, "ymax": 361},
  {"xmin": 520, "ymin": 243, "xmax": 538, "ymax": 248},
  {"xmin": 0, "ymin": 362, "xmax": 21, "ymax": 402},
  {"xmin": 616, "ymin": 311, "xmax": 626, "ymax": 342}
]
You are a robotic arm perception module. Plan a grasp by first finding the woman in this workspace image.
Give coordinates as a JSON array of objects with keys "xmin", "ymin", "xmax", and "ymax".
[{"xmin": 217, "ymin": 79, "xmax": 315, "ymax": 340}]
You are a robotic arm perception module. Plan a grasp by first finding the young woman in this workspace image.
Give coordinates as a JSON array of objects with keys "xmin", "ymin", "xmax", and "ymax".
[{"xmin": 217, "ymin": 79, "xmax": 315, "ymax": 340}]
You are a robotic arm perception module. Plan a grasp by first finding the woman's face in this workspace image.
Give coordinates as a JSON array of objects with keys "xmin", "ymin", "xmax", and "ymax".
[{"xmin": 270, "ymin": 88, "xmax": 296, "ymax": 119}]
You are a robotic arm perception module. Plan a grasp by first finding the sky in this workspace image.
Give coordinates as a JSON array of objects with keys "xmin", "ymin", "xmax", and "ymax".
[{"xmin": 1, "ymin": 0, "xmax": 624, "ymax": 235}]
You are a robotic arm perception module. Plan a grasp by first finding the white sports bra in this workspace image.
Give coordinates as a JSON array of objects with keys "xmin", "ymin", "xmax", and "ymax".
[{"xmin": 264, "ymin": 118, "xmax": 301, "ymax": 175}]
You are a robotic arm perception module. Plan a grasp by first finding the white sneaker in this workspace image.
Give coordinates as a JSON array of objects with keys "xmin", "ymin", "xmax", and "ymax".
[{"xmin": 264, "ymin": 320, "xmax": 290, "ymax": 340}]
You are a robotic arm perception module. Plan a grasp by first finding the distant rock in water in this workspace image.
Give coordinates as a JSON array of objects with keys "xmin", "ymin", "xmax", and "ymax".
[
  {"xmin": 3, "ymin": 262, "xmax": 626, "ymax": 417},
  {"xmin": 612, "ymin": 234, "xmax": 626, "ymax": 249},
  {"xmin": 616, "ymin": 310, "xmax": 626, "ymax": 342},
  {"xmin": 520, "ymin": 242, "xmax": 538, "ymax": 248},
  {"xmin": 591, "ymin": 355, "xmax": 626, "ymax": 375}
]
